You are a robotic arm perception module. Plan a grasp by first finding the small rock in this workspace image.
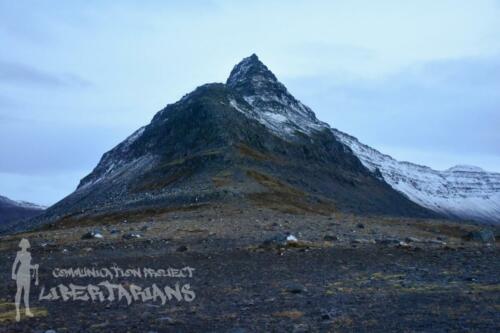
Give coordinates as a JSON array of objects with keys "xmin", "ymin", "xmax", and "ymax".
[
  {"xmin": 176, "ymin": 245, "xmax": 188, "ymax": 252},
  {"xmin": 376, "ymin": 238, "xmax": 400, "ymax": 245},
  {"xmin": 123, "ymin": 232, "xmax": 142, "ymax": 240},
  {"xmin": 141, "ymin": 311, "xmax": 153, "ymax": 320},
  {"xmin": 397, "ymin": 241, "xmax": 411, "ymax": 248},
  {"xmin": 428, "ymin": 239, "xmax": 447, "ymax": 245},
  {"xmin": 81, "ymin": 230, "xmax": 104, "ymax": 240},
  {"xmin": 323, "ymin": 235, "xmax": 338, "ymax": 241},
  {"xmin": 45, "ymin": 330, "xmax": 57, "ymax": 333},
  {"xmin": 286, "ymin": 234, "xmax": 298, "ymax": 243},
  {"xmin": 156, "ymin": 316, "xmax": 175, "ymax": 324},
  {"xmin": 356, "ymin": 223, "xmax": 365, "ymax": 229},
  {"xmin": 352, "ymin": 238, "xmax": 375, "ymax": 244},
  {"xmin": 405, "ymin": 237, "xmax": 420, "ymax": 243},
  {"xmin": 261, "ymin": 234, "xmax": 288, "ymax": 248},
  {"xmin": 320, "ymin": 308, "xmax": 340, "ymax": 321},
  {"xmin": 284, "ymin": 282, "xmax": 307, "ymax": 294},
  {"xmin": 292, "ymin": 324, "xmax": 309, "ymax": 333}
]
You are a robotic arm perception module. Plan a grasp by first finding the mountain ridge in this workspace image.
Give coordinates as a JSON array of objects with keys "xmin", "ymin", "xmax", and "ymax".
[
  {"xmin": 18, "ymin": 55, "xmax": 437, "ymax": 232},
  {"xmin": 14, "ymin": 54, "xmax": 500, "ymax": 232},
  {"xmin": 0, "ymin": 195, "xmax": 45, "ymax": 232},
  {"xmin": 332, "ymin": 128, "xmax": 500, "ymax": 224}
]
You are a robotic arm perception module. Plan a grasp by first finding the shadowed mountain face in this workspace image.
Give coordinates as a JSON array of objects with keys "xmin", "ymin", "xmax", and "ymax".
[
  {"xmin": 25, "ymin": 55, "xmax": 435, "ymax": 231},
  {"xmin": 0, "ymin": 195, "xmax": 44, "ymax": 232}
]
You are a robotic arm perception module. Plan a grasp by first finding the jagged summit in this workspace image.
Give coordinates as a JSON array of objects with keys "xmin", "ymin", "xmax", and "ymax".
[
  {"xmin": 226, "ymin": 54, "xmax": 279, "ymax": 89},
  {"xmin": 226, "ymin": 53, "xmax": 289, "ymax": 101},
  {"xmin": 226, "ymin": 54, "xmax": 324, "ymax": 137}
]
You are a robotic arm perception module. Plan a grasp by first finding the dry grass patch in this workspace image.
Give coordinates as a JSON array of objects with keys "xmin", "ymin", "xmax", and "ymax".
[
  {"xmin": 272, "ymin": 310, "xmax": 304, "ymax": 320},
  {"xmin": 212, "ymin": 170, "xmax": 233, "ymax": 187},
  {"xmin": 237, "ymin": 143, "xmax": 279, "ymax": 162},
  {"xmin": 47, "ymin": 204, "xmax": 209, "ymax": 230},
  {"xmin": 0, "ymin": 301, "xmax": 47, "ymax": 322},
  {"xmin": 246, "ymin": 169, "xmax": 335, "ymax": 215}
]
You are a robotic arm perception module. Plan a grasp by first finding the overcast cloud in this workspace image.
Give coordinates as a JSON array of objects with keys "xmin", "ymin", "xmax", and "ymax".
[{"xmin": 1, "ymin": 0, "xmax": 499, "ymax": 205}]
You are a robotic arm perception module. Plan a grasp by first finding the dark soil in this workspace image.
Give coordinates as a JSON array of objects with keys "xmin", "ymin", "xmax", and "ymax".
[{"xmin": 0, "ymin": 208, "xmax": 498, "ymax": 332}]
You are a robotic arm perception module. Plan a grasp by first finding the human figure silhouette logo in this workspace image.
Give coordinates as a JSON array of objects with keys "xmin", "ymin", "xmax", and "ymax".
[{"xmin": 11, "ymin": 238, "xmax": 38, "ymax": 322}]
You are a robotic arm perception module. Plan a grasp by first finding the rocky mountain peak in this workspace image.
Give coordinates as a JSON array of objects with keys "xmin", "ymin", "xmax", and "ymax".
[
  {"xmin": 226, "ymin": 54, "xmax": 324, "ymax": 136},
  {"xmin": 226, "ymin": 53, "xmax": 279, "ymax": 89}
]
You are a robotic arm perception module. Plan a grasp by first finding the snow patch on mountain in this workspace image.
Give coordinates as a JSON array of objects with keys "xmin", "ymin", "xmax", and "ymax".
[
  {"xmin": 447, "ymin": 165, "xmax": 485, "ymax": 173},
  {"xmin": 123, "ymin": 126, "xmax": 145, "ymax": 150},
  {"xmin": 333, "ymin": 129, "xmax": 500, "ymax": 224},
  {"xmin": 0, "ymin": 195, "xmax": 46, "ymax": 210}
]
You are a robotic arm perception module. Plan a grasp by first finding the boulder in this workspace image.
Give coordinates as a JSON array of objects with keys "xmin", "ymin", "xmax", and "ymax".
[
  {"xmin": 261, "ymin": 234, "xmax": 288, "ymax": 248},
  {"xmin": 122, "ymin": 232, "xmax": 142, "ymax": 240},
  {"xmin": 284, "ymin": 282, "xmax": 307, "ymax": 294},
  {"xmin": 176, "ymin": 245, "xmax": 188, "ymax": 252},
  {"xmin": 464, "ymin": 229, "xmax": 495, "ymax": 243},
  {"xmin": 81, "ymin": 230, "xmax": 103, "ymax": 240}
]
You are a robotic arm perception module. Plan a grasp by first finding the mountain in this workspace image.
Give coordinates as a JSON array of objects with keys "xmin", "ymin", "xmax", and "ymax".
[
  {"xmin": 333, "ymin": 130, "xmax": 500, "ymax": 224},
  {"xmin": 0, "ymin": 195, "xmax": 45, "ymax": 232},
  {"xmin": 23, "ymin": 54, "xmax": 436, "ymax": 231}
]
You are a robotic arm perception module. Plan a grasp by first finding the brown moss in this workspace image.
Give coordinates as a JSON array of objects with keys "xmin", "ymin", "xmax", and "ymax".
[
  {"xmin": 246, "ymin": 169, "xmax": 335, "ymax": 215},
  {"xmin": 42, "ymin": 204, "xmax": 209, "ymax": 230},
  {"xmin": 272, "ymin": 310, "xmax": 304, "ymax": 320},
  {"xmin": 212, "ymin": 170, "xmax": 233, "ymax": 188},
  {"xmin": 133, "ymin": 169, "xmax": 194, "ymax": 192},
  {"xmin": 237, "ymin": 143, "xmax": 280, "ymax": 162}
]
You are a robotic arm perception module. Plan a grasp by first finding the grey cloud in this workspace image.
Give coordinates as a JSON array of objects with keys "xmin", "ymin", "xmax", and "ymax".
[
  {"xmin": 286, "ymin": 56, "xmax": 500, "ymax": 159},
  {"xmin": 0, "ymin": 60, "xmax": 92, "ymax": 88},
  {"xmin": 289, "ymin": 42, "xmax": 376, "ymax": 61}
]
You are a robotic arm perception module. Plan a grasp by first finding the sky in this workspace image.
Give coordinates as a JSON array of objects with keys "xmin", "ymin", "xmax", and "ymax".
[{"xmin": 1, "ymin": 0, "xmax": 500, "ymax": 206}]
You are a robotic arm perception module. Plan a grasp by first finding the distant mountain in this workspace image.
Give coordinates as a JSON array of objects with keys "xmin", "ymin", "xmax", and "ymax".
[
  {"xmin": 333, "ymin": 130, "xmax": 500, "ymax": 224},
  {"xmin": 0, "ymin": 195, "xmax": 45, "ymax": 232},
  {"xmin": 23, "ymin": 54, "xmax": 435, "ymax": 231}
]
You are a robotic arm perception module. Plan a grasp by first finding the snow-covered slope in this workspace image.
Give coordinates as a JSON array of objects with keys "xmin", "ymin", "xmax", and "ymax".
[{"xmin": 333, "ymin": 130, "xmax": 500, "ymax": 224}]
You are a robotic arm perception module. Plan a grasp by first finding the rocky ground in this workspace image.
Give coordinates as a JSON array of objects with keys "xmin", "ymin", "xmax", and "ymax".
[{"xmin": 0, "ymin": 205, "xmax": 499, "ymax": 332}]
